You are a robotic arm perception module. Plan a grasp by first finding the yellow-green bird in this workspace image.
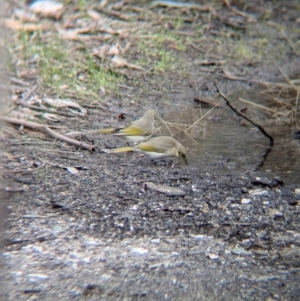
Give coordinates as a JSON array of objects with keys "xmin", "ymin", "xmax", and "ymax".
[
  {"xmin": 99, "ymin": 109, "xmax": 155, "ymax": 143},
  {"xmin": 102, "ymin": 136, "xmax": 188, "ymax": 165}
]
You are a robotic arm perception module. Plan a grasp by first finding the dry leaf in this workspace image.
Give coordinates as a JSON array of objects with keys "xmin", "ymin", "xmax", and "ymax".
[
  {"xmin": 87, "ymin": 9, "xmax": 102, "ymax": 21},
  {"xmin": 5, "ymin": 18, "xmax": 41, "ymax": 31},
  {"xmin": 58, "ymin": 28, "xmax": 91, "ymax": 40},
  {"xmin": 206, "ymin": 253, "xmax": 219, "ymax": 260},
  {"xmin": 41, "ymin": 113, "xmax": 66, "ymax": 122},
  {"xmin": 111, "ymin": 56, "xmax": 144, "ymax": 70},
  {"xmin": 99, "ymin": 0, "xmax": 108, "ymax": 9},
  {"xmin": 65, "ymin": 167, "xmax": 79, "ymax": 175},
  {"xmin": 29, "ymin": 0, "xmax": 64, "ymax": 19},
  {"xmin": 121, "ymin": 42, "xmax": 131, "ymax": 54},
  {"xmin": 118, "ymin": 113, "xmax": 125, "ymax": 120},
  {"xmin": 58, "ymin": 27, "xmax": 101, "ymax": 41},
  {"xmin": 144, "ymin": 182, "xmax": 186, "ymax": 196},
  {"xmin": 14, "ymin": 9, "xmax": 38, "ymax": 22},
  {"xmin": 92, "ymin": 45, "xmax": 110, "ymax": 59},
  {"xmin": 42, "ymin": 98, "xmax": 87, "ymax": 116},
  {"xmin": 108, "ymin": 45, "xmax": 119, "ymax": 56},
  {"xmin": 9, "ymin": 108, "xmax": 36, "ymax": 120},
  {"xmin": 58, "ymin": 29, "xmax": 79, "ymax": 40},
  {"xmin": 111, "ymin": 55, "xmax": 128, "ymax": 68},
  {"xmin": 240, "ymin": 107, "xmax": 248, "ymax": 114}
]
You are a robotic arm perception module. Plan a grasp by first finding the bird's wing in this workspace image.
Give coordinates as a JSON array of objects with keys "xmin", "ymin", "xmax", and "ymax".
[
  {"xmin": 117, "ymin": 126, "xmax": 145, "ymax": 136},
  {"xmin": 138, "ymin": 142, "xmax": 164, "ymax": 153},
  {"xmin": 99, "ymin": 126, "xmax": 143, "ymax": 136},
  {"xmin": 99, "ymin": 128, "xmax": 117, "ymax": 134},
  {"xmin": 104, "ymin": 146, "xmax": 135, "ymax": 153}
]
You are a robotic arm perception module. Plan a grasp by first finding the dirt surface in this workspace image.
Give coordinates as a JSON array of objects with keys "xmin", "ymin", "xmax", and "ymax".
[{"xmin": 1, "ymin": 0, "xmax": 300, "ymax": 300}]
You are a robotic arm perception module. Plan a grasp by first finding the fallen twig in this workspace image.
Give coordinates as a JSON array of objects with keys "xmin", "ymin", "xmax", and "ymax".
[
  {"xmin": 189, "ymin": 42, "xmax": 205, "ymax": 53},
  {"xmin": 21, "ymin": 85, "xmax": 38, "ymax": 103},
  {"xmin": 185, "ymin": 99, "xmax": 223, "ymax": 132},
  {"xmin": 280, "ymin": 31, "xmax": 297, "ymax": 55},
  {"xmin": 10, "ymin": 77, "xmax": 30, "ymax": 86},
  {"xmin": 212, "ymin": 12, "xmax": 247, "ymax": 30},
  {"xmin": 275, "ymin": 64, "xmax": 297, "ymax": 88},
  {"xmin": 21, "ymin": 104, "xmax": 76, "ymax": 118},
  {"xmin": 2, "ymin": 161, "xmax": 45, "ymax": 174},
  {"xmin": 238, "ymin": 98, "xmax": 277, "ymax": 114},
  {"xmin": 214, "ymin": 83, "xmax": 274, "ymax": 148},
  {"xmin": 194, "ymin": 97, "xmax": 224, "ymax": 108},
  {"xmin": 194, "ymin": 59, "xmax": 226, "ymax": 66},
  {"xmin": 150, "ymin": 1, "xmax": 212, "ymax": 11},
  {"xmin": 0, "ymin": 116, "xmax": 96, "ymax": 151},
  {"xmin": 224, "ymin": 0, "xmax": 256, "ymax": 22},
  {"xmin": 144, "ymin": 182, "xmax": 186, "ymax": 196},
  {"xmin": 222, "ymin": 69, "xmax": 250, "ymax": 81}
]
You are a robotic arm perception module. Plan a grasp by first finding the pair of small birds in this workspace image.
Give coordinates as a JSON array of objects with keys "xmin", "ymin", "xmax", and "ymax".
[{"xmin": 100, "ymin": 110, "xmax": 188, "ymax": 165}]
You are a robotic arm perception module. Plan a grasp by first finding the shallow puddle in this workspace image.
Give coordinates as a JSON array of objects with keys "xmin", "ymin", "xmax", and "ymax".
[{"xmin": 158, "ymin": 101, "xmax": 299, "ymax": 185}]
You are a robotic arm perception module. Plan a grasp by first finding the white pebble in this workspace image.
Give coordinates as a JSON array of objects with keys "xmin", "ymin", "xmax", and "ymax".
[
  {"xmin": 249, "ymin": 189, "xmax": 269, "ymax": 196},
  {"xmin": 130, "ymin": 248, "xmax": 148, "ymax": 255},
  {"xmin": 294, "ymin": 188, "xmax": 300, "ymax": 196},
  {"xmin": 27, "ymin": 274, "xmax": 49, "ymax": 281},
  {"xmin": 241, "ymin": 198, "xmax": 252, "ymax": 204}
]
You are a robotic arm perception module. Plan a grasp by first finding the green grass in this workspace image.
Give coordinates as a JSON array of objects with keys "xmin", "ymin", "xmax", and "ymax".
[
  {"xmin": 154, "ymin": 49, "xmax": 175, "ymax": 72},
  {"xmin": 11, "ymin": 30, "xmax": 123, "ymax": 99},
  {"xmin": 136, "ymin": 30, "xmax": 188, "ymax": 72}
]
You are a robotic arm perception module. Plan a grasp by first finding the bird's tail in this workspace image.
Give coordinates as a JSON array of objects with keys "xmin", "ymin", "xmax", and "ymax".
[
  {"xmin": 99, "ymin": 128, "xmax": 117, "ymax": 134},
  {"xmin": 102, "ymin": 146, "xmax": 135, "ymax": 154}
]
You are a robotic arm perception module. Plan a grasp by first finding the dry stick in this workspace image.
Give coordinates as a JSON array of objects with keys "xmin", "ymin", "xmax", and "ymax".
[
  {"xmin": 0, "ymin": 116, "xmax": 96, "ymax": 152},
  {"xmin": 20, "ymin": 85, "xmax": 38, "ymax": 103},
  {"xmin": 3, "ymin": 161, "xmax": 46, "ymax": 174},
  {"xmin": 10, "ymin": 77, "xmax": 30, "ymax": 86},
  {"xmin": 24, "ymin": 105, "xmax": 76, "ymax": 118},
  {"xmin": 280, "ymin": 31, "xmax": 297, "ymax": 55},
  {"xmin": 0, "ymin": 116, "xmax": 65, "ymax": 129},
  {"xmin": 214, "ymin": 83, "xmax": 274, "ymax": 148},
  {"xmin": 238, "ymin": 98, "xmax": 277, "ymax": 114},
  {"xmin": 185, "ymin": 100, "xmax": 223, "ymax": 132},
  {"xmin": 224, "ymin": 0, "xmax": 256, "ymax": 22},
  {"xmin": 276, "ymin": 65, "xmax": 297, "ymax": 88}
]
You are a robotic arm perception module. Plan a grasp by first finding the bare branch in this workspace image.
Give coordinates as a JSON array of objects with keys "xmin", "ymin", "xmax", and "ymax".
[
  {"xmin": 0, "ymin": 116, "xmax": 96, "ymax": 152},
  {"xmin": 214, "ymin": 83, "xmax": 274, "ymax": 147}
]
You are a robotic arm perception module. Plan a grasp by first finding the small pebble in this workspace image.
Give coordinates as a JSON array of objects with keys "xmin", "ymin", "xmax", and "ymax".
[
  {"xmin": 130, "ymin": 248, "xmax": 148, "ymax": 255},
  {"xmin": 231, "ymin": 247, "xmax": 252, "ymax": 256},
  {"xmin": 27, "ymin": 274, "xmax": 49, "ymax": 281},
  {"xmin": 206, "ymin": 252, "xmax": 219, "ymax": 260},
  {"xmin": 241, "ymin": 198, "xmax": 252, "ymax": 204},
  {"xmin": 249, "ymin": 189, "xmax": 269, "ymax": 196},
  {"xmin": 294, "ymin": 188, "xmax": 300, "ymax": 196}
]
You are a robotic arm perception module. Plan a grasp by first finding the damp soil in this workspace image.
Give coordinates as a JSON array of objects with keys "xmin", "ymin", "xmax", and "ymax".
[{"xmin": 1, "ymin": 1, "xmax": 300, "ymax": 300}]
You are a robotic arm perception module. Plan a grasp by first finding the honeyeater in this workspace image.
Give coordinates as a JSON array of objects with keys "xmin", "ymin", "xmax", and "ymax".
[
  {"xmin": 102, "ymin": 136, "xmax": 188, "ymax": 165},
  {"xmin": 99, "ymin": 109, "xmax": 155, "ymax": 142}
]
